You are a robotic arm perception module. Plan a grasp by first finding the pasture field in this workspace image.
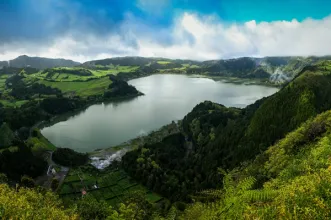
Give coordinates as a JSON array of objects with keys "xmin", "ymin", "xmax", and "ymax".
[
  {"xmin": 0, "ymin": 74, "xmax": 9, "ymax": 90},
  {"xmin": 59, "ymin": 168, "xmax": 163, "ymax": 206},
  {"xmin": 157, "ymin": 61, "xmax": 172, "ymax": 65},
  {"xmin": 90, "ymin": 66, "xmax": 139, "ymax": 76},
  {"xmin": 0, "ymin": 100, "xmax": 29, "ymax": 107},
  {"xmin": 39, "ymin": 77, "xmax": 111, "ymax": 97},
  {"xmin": 25, "ymin": 66, "xmax": 139, "ymax": 82}
]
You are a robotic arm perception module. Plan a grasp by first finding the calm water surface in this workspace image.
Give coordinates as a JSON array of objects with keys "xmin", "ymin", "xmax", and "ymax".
[{"xmin": 41, "ymin": 74, "xmax": 279, "ymax": 152}]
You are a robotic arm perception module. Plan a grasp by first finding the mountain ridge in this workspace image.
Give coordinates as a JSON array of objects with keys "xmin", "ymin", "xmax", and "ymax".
[{"xmin": 0, "ymin": 55, "xmax": 80, "ymax": 69}]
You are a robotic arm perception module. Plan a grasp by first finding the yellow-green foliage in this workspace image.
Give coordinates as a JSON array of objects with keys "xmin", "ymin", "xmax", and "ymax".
[
  {"xmin": 0, "ymin": 74, "xmax": 9, "ymax": 90},
  {"xmin": 181, "ymin": 110, "xmax": 331, "ymax": 219},
  {"xmin": 0, "ymin": 99, "xmax": 29, "ymax": 107},
  {"xmin": 27, "ymin": 129, "xmax": 56, "ymax": 153},
  {"xmin": 0, "ymin": 184, "xmax": 77, "ymax": 219},
  {"xmin": 157, "ymin": 61, "xmax": 172, "ymax": 65}
]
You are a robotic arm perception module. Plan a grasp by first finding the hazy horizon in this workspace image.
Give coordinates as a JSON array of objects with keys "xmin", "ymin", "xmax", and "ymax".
[{"xmin": 1, "ymin": 0, "xmax": 331, "ymax": 62}]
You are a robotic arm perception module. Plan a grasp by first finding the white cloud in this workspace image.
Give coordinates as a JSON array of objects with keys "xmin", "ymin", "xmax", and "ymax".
[{"xmin": 1, "ymin": 13, "xmax": 331, "ymax": 62}]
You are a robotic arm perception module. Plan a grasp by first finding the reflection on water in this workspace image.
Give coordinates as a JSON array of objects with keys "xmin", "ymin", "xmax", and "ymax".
[{"xmin": 42, "ymin": 74, "xmax": 279, "ymax": 152}]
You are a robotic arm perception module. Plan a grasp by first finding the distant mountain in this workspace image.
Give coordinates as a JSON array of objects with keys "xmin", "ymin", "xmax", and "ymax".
[
  {"xmin": 0, "ymin": 61, "xmax": 8, "ymax": 69},
  {"xmin": 82, "ymin": 56, "xmax": 201, "ymax": 67},
  {"xmin": 84, "ymin": 56, "xmax": 331, "ymax": 84},
  {"xmin": 0, "ymin": 55, "xmax": 80, "ymax": 69}
]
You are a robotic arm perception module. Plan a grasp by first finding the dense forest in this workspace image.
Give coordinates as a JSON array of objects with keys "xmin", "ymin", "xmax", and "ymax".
[{"xmin": 121, "ymin": 61, "xmax": 331, "ymax": 207}]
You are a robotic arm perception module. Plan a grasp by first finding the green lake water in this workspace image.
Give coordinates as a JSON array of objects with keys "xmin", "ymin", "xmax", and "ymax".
[{"xmin": 41, "ymin": 74, "xmax": 279, "ymax": 152}]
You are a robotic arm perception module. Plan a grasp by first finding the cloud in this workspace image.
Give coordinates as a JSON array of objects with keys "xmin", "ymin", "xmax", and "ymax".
[{"xmin": 1, "ymin": 12, "xmax": 331, "ymax": 62}]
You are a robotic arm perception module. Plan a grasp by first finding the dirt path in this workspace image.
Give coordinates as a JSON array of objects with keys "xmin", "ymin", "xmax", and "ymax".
[{"xmin": 36, "ymin": 151, "xmax": 69, "ymax": 190}]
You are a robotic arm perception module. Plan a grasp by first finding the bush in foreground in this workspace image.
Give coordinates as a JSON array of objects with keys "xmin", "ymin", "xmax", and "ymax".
[{"xmin": 0, "ymin": 184, "xmax": 77, "ymax": 219}]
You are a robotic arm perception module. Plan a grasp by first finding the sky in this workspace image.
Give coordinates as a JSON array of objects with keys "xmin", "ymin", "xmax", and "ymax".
[{"xmin": 1, "ymin": 0, "xmax": 331, "ymax": 62}]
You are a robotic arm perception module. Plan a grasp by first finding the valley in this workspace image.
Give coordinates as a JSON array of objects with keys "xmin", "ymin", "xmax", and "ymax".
[
  {"xmin": 41, "ymin": 74, "xmax": 278, "ymax": 152},
  {"xmin": 1, "ymin": 55, "xmax": 331, "ymax": 219}
]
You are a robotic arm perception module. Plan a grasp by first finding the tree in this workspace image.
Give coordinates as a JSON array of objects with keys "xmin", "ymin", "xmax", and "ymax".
[
  {"xmin": 0, "ymin": 174, "xmax": 8, "ymax": 184},
  {"xmin": 0, "ymin": 183, "xmax": 77, "ymax": 219},
  {"xmin": 51, "ymin": 178, "xmax": 59, "ymax": 191},
  {"xmin": 76, "ymin": 195, "xmax": 113, "ymax": 220},
  {"xmin": 52, "ymin": 148, "xmax": 89, "ymax": 167},
  {"xmin": 0, "ymin": 123, "xmax": 15, "ymax": 148},
  {"xmin": 21, "ymin": 175, "xmax": 36, "ymax": 188}
]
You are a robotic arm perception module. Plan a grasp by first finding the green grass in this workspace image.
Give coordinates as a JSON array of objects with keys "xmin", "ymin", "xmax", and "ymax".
[
  {"xmin": 157, "ymin": 61, "xmax": 172, "ymax": 65},
  {"xmin": 28, "ymin": 66, "xmax": 139, "ymax": 80},
  {"xmin": 90, "ymin": 66, "xmax": 139, "ymax": 76},
  {"xmin": 89, "ymin": 190, "xmax": 103, "ymax": 199},
  {"xmin": 60, "ymin": 184, "xmax": 73, "ymax": 194},
  {"xmin": 0, "ymin": 146, "xmax": 19, "ymax": 153},
  {"xmin": 59, "ymin": 169, "xmax": 163, "ymax": 206},
  {"xmin": 110, "ymin": 185, "xmax": 123, "ymax": 196},
  {"xmin": 0, "ymin": 74, "xmax": 9, "ymax": 90},
  {"xmin": 126, "ymin": 184, "xmax": 146, "ymax": 193},
  {"xmin": 117, "ymin": 178, "xmax": 137, "ymax": 189},
  {"xmin": 34, "ymin": 129, "xmax": 57, "ymax": 151},
  {"xmin": 72, "ymin": 182, "xmax": 84, "ymax": 192},
  {"xmin": 64, "ymin": 175, "xmax": 81, "ymax": 183},
  {"xmin": 27, "ymin": 70, "xmax": 94, "ymax": 82},
  {"xmin": 106, "ymin": 197, "xmax": 120, "ymax": 207},
  {"xmin": 145, "ymin": 192, "xmax": 163, "ymax": 203},
  {"xmin": 27, "ymin": 129, "xmax": 57, "ymax": 152},
  {"xmin": 39, "ymin": 77, "xmax": 111, "ymax": 97},
  {"xmin": 100, "ymin": 188, "xmax": 116, "ymax": 200},
  {"xmin": 0, "ymin": 100, "xmax": 29, "ymax": 107}
]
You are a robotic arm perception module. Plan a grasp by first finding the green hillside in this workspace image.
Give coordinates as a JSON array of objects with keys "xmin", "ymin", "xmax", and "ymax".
[
  {"xmin": 121, "ymin": 60, "xmax": 331, "ymax": 203},
  {"xmin": 181, "ymin": 109, "xmax": 331, "ymax": 219}
]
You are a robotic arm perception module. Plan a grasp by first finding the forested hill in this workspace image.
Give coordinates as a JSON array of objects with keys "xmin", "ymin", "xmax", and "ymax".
[
  {"xmin": 82, "ymin": 55, "xmax": 331, "ymax": 85},
  {"xmin": 122, "ymin": 60, "xmax": 331, "ymax": 201},
  {"xmin": 1, "ymin": 55, "xmax": 331, "ymax": 84},
  {"xmin": 0, "ymin": 55, "xmax": 80, "ymax": 69}
]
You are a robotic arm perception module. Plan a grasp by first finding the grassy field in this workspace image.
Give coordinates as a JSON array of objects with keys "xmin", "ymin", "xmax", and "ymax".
[
  {"xmin": 27, "ymin": 129, "xmax": 57, "ymax": 152},
  {"xmin": 0, "ymin": 74, "xmax": 9, "ymax": 90},
  {"xmin": 0, "ymin": 100, "xmax": 29, "ymax": 107},
  {"xmin": 157, "ymin": 61, "xmax": 172, "ymax": 65},
  {"xmin": 39, "ymin": 77, "xmax": 111, "ymax": 97},
  {"xmin": 27, "ymin": 70, "xmax": 93, "ymax": 82},
  {"xmin": 25, "ymin": 66, "xmax": 138, "ymax": 82},
  {"xmin": 0, "ymin": 146, "xmax": 18, "ymax": 153},
  {"xmin": 60, "ymin": 168, "xmax": 163, "ymax": 206},
  {"xmin": 90, "ymin": 66, "xmax": 139, "ymax": 76}
]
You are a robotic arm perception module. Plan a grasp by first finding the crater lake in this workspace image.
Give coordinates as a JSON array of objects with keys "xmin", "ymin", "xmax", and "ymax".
[{"xmin": 41, "ymin": 74, "xmax": 279, "ymax": 152}]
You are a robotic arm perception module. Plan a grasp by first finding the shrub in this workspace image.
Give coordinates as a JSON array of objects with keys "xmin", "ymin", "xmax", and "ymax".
[{"xmin": 52, "ymin": 148, "xmax": 88, "ymax": 167}]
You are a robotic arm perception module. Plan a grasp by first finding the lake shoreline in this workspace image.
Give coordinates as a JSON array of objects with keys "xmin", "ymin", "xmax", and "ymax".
[
  {"xmin": 39, "ymin": 73, "xmax": 278, "ymax": 154},
  {"xmin": 37, "ymin": 92, "xmax": 144, "ymax": 130}
]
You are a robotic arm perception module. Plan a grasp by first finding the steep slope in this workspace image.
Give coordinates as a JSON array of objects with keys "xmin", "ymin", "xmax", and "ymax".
[
  {"xmin": 121, "ymin": 60, "xmax": 331, "ymax": 201},
  {"xmin": 181, "ymin": 109, "xmax": 331, "ymax": 219},
  {"xmin": 205, "ymin": 61, "xmax": 331, "ymax": 175},
  {"xmin": 0, "ymin": 55, "xmax": 80, "ymax": 69}
]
